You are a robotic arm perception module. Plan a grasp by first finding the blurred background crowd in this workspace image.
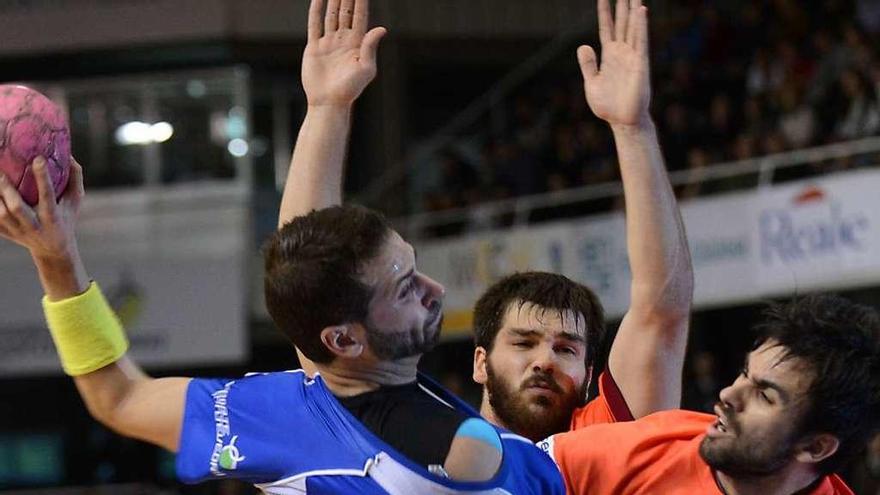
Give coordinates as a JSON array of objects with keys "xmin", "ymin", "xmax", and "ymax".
[
  {"xmin": 418, "ymin": 0, "xmax": 880, "ymax": 220},
  {"xmin": 0, "ymin": 0, "xmax": 879, "ymax": 494}
]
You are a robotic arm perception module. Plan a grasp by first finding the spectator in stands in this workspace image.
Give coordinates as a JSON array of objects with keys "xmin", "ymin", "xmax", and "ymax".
[
  {"xmin": 683, "ymin": 351, "xmax": 723, "ymax": 414},
  {"xmin": 660, "ymin": 101, "xmax": 691, "ymax": 171},
  {"xmin": 703, "ymin": 94, "xmax": 737, "ymax": 152},
  {"xmin": 746, "ymin": 48, "xmax": 784, "ymax": 96},
  {"xmin": 731, "ymin": 133, "xmax": 758, "ymax": 162},
  {"xmin": 742, "ymin": 96, "xmax": 770, "ymax": 136},
  {"xmin": 777, "ymin": 83, "xmax": 816, "ymax": 149},
  {"xmin": 551, "ymin": 124, "xmax": 584, "ymax": 186},
  {"xmin": 493, "ymin": 138, "xmax": 542, "ymax": 197},
  {"xmin": 835, "ymin": 69, "xmax": 880, "ymax": 140},
  {"xmin": 436, "ymin": 150, "xmax": 480, "ymax": 208},
  {"xmin": 760, "ymin": 131, "xmax": 789, "ymax": 155},
  {"xmin": 807, "ymin": 29, "xmax": 851, "ymax": 104},
  {"xmin": 576, "ymin": 121, "xmax": 616, "ymax": 184},
  {"xmin": 678, "ymin": 147, "xmax": 710, "ymax": 200}
]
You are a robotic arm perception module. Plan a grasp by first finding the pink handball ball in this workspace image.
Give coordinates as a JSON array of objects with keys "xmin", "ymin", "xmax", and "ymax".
[{"xmin": 0, "ymin": 84, "xmax": 71, "ymax": 206}]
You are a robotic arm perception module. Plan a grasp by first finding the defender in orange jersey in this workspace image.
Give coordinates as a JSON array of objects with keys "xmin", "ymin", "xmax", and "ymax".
[
  {"xmin": 473, "ymin": 0, "xmax": 692, "ymax": 442},
  {"xmin": 542, "ymin": 295, "xmax": 880, "ymax": 495}
]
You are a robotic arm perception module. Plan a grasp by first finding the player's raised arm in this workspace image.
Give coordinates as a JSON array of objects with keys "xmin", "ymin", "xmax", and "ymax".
[
  {"xmin": 0, "ymin": 158, "xmax": 189, "ymax": 452},
  {"xmin": 577, "ymin": 0, "xmax": 693, "ymax": 418},
  {"xmin": 277, "ymin": 0, "xmax": 387, "ymax": 226},
  {"xmin": 278, "ymin": 0, "xmax": 386, "ymax": 375}
]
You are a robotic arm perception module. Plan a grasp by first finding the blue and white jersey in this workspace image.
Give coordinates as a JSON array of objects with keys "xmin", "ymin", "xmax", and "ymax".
[{"xmin": 176, "ymin": 370, "xmax": 564, "ymax": 494}]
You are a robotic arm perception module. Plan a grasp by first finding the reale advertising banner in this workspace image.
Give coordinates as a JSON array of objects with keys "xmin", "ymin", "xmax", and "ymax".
[{"xmin": 416, "ymin": 168, "xmax": 880, "ymax": 336}]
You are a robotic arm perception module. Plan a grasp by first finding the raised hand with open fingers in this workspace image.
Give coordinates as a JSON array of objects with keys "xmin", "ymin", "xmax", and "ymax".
[
  {"xmin": 0, "ymin": 156, "xmax": 84, "ymax": 261},
  {"xmin": 302, "ymin": 0, "xmax": 387, "ymax": 107},
  {"xmin": 578, "ymin": 0, "xmax": 651, "ymax": 127}
]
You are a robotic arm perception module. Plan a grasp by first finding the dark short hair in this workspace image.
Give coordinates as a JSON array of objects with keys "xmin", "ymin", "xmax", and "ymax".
[
  {"xmin": 473, "ymin": 272, "xmax": 605, "ymax": 367},
  {"xmin": 753, "ymin": 294, "xmax": 880, "ymax": 474},
  {"xmin": 263, "ymin": 205, "xmax": 392, "ymax": 363}
]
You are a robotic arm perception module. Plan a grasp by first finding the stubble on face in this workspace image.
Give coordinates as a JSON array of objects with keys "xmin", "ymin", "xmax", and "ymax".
[
  {"xmin": 698, "ymin": 344, "xmax": 814, "ymax": 477},
  {"xmin": 698, "ymin": 401, "xmax": 800, "ymax": 476},
  {"xmin": 365, "ymin": 307, "xmax": 443, "ymax": 360},
  {"xmin": 484, "ymin": 357, "xmax": 584, "ymax": 442}
]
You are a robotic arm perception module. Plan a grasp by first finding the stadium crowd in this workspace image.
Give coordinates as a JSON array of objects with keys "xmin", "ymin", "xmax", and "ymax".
[{"xmin": 421, "ymin": 0, "xmax": 880, "ymax": 215}]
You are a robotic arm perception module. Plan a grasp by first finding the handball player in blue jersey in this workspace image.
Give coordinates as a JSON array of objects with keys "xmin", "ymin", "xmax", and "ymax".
[{"xmin": 0, "ymin": 0, "xmax": 565, "ymax": 493}]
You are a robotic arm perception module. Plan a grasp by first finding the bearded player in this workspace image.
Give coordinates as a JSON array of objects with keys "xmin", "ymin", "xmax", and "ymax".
[{"xmin": 471, "ymin": 0, "xmax": 692, "ymax": 441}]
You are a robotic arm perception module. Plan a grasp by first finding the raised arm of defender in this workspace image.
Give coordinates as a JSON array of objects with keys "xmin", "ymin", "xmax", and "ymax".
[
  {"xmin": 0, "ymin": 158, "xmax": 189, "ymax": 452},
  {"xmin": 578, "ymin": 0, "xmax": 693, "ymax": 418}
]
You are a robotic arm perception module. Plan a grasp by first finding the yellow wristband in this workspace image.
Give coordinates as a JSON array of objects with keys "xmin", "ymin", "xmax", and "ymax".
[{"xmin": 43, "ymin": 282, "xmax": 130, "ymax": 376}]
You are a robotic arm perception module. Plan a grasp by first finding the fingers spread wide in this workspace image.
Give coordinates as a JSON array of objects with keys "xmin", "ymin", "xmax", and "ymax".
[
  {"xmin": 325, "ymin": 0, "xmax": 341, "ymax": 34},
  {"xmin": 339, "ymin": 0, "xmax": 355, "ymax": 29},
  {"xmin": 352, "ymin": 0, "xmax": 369, "ymax": 34},
  {"xmin": 359, "ymin": 26, "xmax": 387, "ymax": 67},
  {"xmin": 598, "ymin": 0, "xmax": 613, "ymax": 44},
  {"xmin": 577, "ymin": 45, "xmax": 599, "ymax": 81},
  {"xmin": 308, "ymin": 0, "xmax": 325, "ymax": 41},
  {"xmin": 614, "ymin": 0, "xmax": 628, "ymax": 42}
]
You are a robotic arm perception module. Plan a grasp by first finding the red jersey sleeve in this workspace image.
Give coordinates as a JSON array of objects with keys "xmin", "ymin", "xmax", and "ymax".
[{"xmin": 569, "ymin": 368, "xmax": 634, "ymax": 430}]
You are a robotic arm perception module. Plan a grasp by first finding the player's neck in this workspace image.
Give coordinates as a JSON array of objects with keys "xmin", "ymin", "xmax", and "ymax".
[
  {"xmin": 478, "ymin": 391, "xmax": 507, "ymax": 429},
  {"xmin": 715, "ymin": 467, "xmax": 821, "ymax": 495},
  {"xmin": 317, "ymin": 355, "xmax": 420, "ymax": 397}
]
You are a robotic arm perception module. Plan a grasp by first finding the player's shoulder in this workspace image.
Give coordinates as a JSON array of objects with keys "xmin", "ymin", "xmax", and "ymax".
[
  {"xmin": 500, "ymin": 431, "xmax": 561, "ymax": 474},
  {"xmin": 187, "ymin": 369, "xmax": 325, "ymax": 408},
  {"xmin": 639, "ymin": 409, "xmax": 715, "ymax": 432},
  {"xmin": 550, "ymin": 409, "xmax": 714, "ymax": 456},
  {"xmin": 495, "ymin": 431, "xmax": 566, "ymax": 493},
  {"xmin": 825, "ymin": 474, "xmax": 856, "ymax": 495},
  {"xmin": 204, "ymin": 369, "xmax": 314, "ymax": 387},
  {"xmin": 588, "ymin": 409, "xmax": 714, "ymax": 438},
  {"xmin": 237, "ymin": 369, "xmax": 315, "ymax": 387}
]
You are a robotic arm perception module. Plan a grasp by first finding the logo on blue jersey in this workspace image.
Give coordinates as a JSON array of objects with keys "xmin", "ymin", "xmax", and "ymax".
[
  {"xmin": 209, "ymin": 381, "xmax": 239, "ymax": 476},
  {"xmin": 218, "ymin": 435, "xmax": 246, "ymax": 470},
  {"xmin": 536, "ymin": 435, "xmax": 559, "ymax": 467},
  {"xmin": 536, "ymin": 438, "xmax": 550, "ymax": 453}
]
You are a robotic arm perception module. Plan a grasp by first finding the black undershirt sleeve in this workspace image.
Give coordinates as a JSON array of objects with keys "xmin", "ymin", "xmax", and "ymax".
[{"xmin": 337, "ymin": 382, "xmax": 468, "ymax": 468}]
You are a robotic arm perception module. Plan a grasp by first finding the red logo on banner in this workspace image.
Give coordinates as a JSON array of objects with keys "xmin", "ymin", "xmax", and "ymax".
[{"xmin": 794, "ymin": 185, "xmax": 826, "ymax": 205}]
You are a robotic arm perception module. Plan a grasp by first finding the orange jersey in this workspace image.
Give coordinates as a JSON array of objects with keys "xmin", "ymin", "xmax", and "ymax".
[
  {"xmin": 570, "ymin": 370, "xmax": 635, "ymax": 430},
  {"xmin": 543, "ymin": 410, "xmax": 853, "ymax": 495}
]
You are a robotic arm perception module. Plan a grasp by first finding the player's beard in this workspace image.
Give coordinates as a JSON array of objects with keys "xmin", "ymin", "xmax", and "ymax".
[
  {"xmin": 484, "ymin": 359, "xmax": 584, "ymax": 442},
  {"xmin": 698, "ymin": 404, "xmax": 799, "ymax": 476},
  {"xmin": 366, "ymin": 302, "xmax": 443, "ymax": 360}
]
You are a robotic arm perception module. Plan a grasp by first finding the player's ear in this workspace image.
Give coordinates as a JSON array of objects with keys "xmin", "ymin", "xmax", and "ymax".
[
  {"xmin": 320, "ymin": 325, "xmax": 364, "ymax": 359},
  {"xmin": 473, "ymin": 346, "xmax": 488, "ymax": 385},
  {"xmin": 794, "ymin": 433, "xmax": 839, "ymax": 465}
]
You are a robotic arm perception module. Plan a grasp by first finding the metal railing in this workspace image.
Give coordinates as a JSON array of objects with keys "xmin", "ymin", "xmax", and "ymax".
[{"xmin": 395, "ymin": 136, "xmax": 880, "ymax": 239}]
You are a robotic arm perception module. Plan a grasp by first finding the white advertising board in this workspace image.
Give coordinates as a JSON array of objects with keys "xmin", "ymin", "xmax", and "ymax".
[{"xmin": 0, "ymin": 184, "xmax": 249, "ymax": 377}]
